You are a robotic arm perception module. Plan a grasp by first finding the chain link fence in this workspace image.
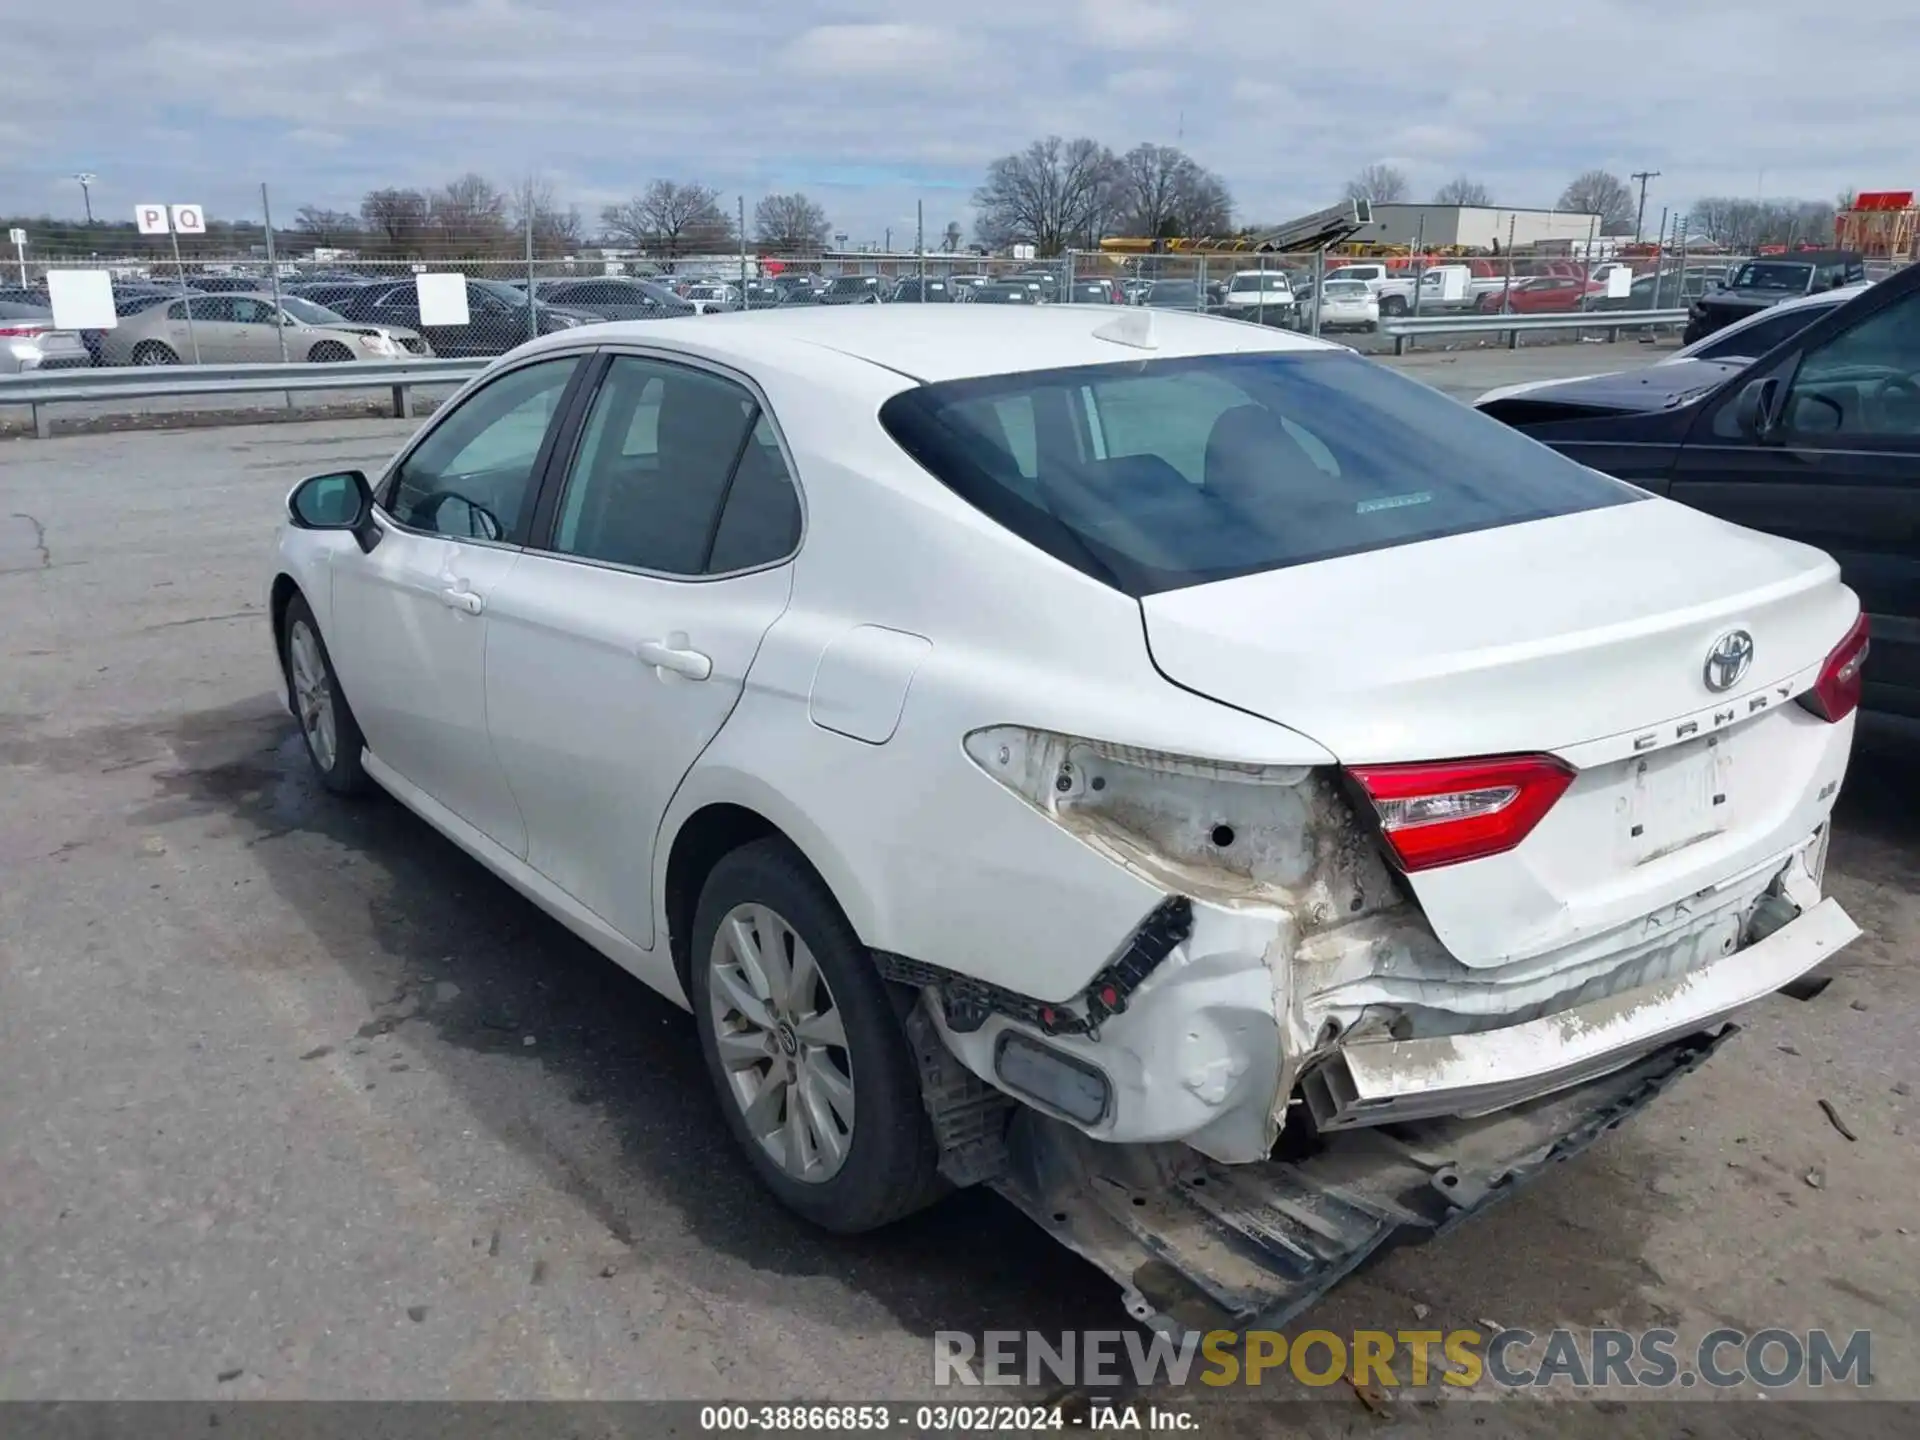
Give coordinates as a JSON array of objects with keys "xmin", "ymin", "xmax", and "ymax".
[{"xmin": 7, "ymin": 219, "xmax": 1910, "ymax": 368}]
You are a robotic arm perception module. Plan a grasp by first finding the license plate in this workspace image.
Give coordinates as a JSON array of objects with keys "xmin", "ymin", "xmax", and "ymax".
[{"xmin": 1620, "ymin": 738, "xmax": 1733, "ymax": 864}]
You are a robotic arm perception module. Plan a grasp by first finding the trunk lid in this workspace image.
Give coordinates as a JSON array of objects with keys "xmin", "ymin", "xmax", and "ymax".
[
  {"xmin": 1142, "ymin": 498, "xmax": 1858, "ymax": 966},
  {"xmin": 1141, "ymin": 497, "xmax": 1849, "ymax": 763}
]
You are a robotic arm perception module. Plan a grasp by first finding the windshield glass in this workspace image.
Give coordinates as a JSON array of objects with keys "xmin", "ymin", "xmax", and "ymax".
[
  {"xmin": 826, "ymin": 276, "xmax": 876, "ymax": 294},
  {"xmin": 279, "ymin": 296, "xmax": 348, "ymax": 326},
  {"xmin": 1229, "ymin": 274, "xmax": 1276, "ymax": 291},
  {"xmin": 1147, "ymin": 282, "xmax": 1196, "ymax": 302},
  {"xmin": 879, "ymin": 352, "xmax": 1637, "ymax": 597},
  {"xmin": 1731, "ymin": 262, "xmax": 1814, "ymax": 292}
]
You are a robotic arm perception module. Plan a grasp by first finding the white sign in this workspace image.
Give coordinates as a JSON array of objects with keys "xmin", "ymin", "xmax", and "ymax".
[
  {"xmin": 1011, "ymin": 243, "xmax": 1036, "ymax": 261},
  {"xmin": 1606, "ymin": 266, "xmax": 1634, "ymax": 299},
  {"xmin": 47, "ymin": 269, "xmax": 117, "ymax": 331},
  {"xmin": 8, "ymin": 228, "xmax": 24, "ymax": 247},
  {"xmin": 170, "ymin": 204, "xmax": 206, "ymax": 235},
  {"xmin": 136, "ymin": 204, "xmax": 171, "ymax": 235},
  {"xmin": 415, "ymin": 272, "xmax": 470, "ymax": 327}
]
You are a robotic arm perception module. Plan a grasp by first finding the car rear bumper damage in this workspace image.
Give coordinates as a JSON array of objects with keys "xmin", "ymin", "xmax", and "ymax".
[
  {"xmin": 1298, "ymin": 896, "xmax": 1859, "ymax": 1131},
  {"xmin": 990, "ymin": 1027, "xmax": 1736, "ymax": 1338},
  {"xmin": 918, "ymin": 823, "xmax": 1848, "ymax": 1162}
]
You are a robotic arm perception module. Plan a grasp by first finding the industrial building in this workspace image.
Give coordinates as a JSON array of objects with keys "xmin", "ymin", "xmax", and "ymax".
[{"xmin": 1357, "ymin": 203, "xmax": 1608, "ymax": 251}]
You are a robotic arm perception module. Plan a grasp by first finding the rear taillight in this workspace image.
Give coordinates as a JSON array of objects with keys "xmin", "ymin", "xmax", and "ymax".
[
  {"xmin": 0, "ymin": 324, "xmax": 48, "ymax": 338},
  {"xmin": 1799, "ymin": 613, "xmax": 1870, "ymax": 723},
  {"xmin": 1348, "ymin": 754, "xmax": 1576, "ymax": 873}
]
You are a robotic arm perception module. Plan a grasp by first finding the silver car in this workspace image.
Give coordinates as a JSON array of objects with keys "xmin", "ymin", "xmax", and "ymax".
[
  {"xmin": 98, "ymin": 292, "xmax": 431, "ymax": 365},
  {"xmin": 0, "ymin": 301, "xmax": 91, "ymax": 373}
]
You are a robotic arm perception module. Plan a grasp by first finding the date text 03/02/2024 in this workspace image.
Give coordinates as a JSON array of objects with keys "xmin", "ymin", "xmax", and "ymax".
[{"xmin": 698, "ymin": 1405, "xmax": 1195, "ymax": 1431}]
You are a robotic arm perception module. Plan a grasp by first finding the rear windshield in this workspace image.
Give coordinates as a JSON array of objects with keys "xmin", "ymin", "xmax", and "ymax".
[{"xmin": 879, "ymin": 351, "xmax": 1640, "ymax": 596}]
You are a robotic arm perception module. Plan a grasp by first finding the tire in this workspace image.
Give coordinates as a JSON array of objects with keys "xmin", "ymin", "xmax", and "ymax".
[
  {"xmin": 691, "ymin": 837, "xmax": 942, "ymax": 1233},
  {"xmin": 1380, "ymin": 295, "xmax": 1408, "ymax": 317},
  {"xmin": 310, "ymin": 340, "xmax": 353, "ymax": 363},
  {"xmin": 131, "ymin": 341, "xmax": 179, "ymax": 366},
  {"xmin": 281, "ymin": 593, "xmax": 372, "ymax": 797}
]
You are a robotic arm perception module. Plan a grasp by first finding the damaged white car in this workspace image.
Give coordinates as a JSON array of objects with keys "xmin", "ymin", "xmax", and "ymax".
[{"xmin": 267, "ymin": 304, "xmax": 1866, "ymax": 1334}]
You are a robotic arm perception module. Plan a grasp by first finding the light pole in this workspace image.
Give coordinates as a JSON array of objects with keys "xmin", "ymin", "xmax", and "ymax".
[
  {"xmin": 74, "ymin": 173, "xmax": 96, "ymax": 225},
  {"xmin": 1629, "ymin": 170, "xmax": 1660, "ymax": 243}
]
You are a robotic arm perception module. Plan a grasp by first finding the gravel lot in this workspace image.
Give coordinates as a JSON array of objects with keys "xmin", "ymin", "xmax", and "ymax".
[{"xmin": 1, "ymin": 357, "xmax": 1912, "ymax": 1428}]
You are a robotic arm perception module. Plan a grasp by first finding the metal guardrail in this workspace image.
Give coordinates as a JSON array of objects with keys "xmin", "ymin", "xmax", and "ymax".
[
  {"xmin": 0, "ymin": 358, "xmax": 492, "ymax": 438},
  {"xmin": 1381, "ymin": 308, "xmax": 1690, "ymax": 355}
]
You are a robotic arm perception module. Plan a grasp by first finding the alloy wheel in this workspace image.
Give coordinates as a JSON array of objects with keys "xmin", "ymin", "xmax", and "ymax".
[
  {"xmin": 287, "ymin": 620, "xmax": 338, "ymax": 772},
  {"xmin": 706, "ymin": 901, "xmax": 856, "ymax": 1183}
]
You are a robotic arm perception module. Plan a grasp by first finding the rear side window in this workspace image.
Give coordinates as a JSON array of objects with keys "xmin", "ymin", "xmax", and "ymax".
[
  {"xmin": 1692, "ymin": 303, "xmax": 1830, "ymax": 361},
  {"xmin": 879, "ymin": 351, "xmax": 1640, "ymax": 596}
]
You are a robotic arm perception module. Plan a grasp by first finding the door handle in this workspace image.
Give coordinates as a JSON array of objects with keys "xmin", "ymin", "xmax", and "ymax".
[
  {"xmin": 440, "ymin": 586, "xmax": 484, "ymax": 615},
  {"xmin": 636, "ymin": 637, "xmax": 712, "ymax": 681}
]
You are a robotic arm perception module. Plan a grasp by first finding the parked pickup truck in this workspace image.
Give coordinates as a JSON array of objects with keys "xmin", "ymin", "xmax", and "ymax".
[{"xmin": 1327, "ymin": 263, "xmax": 1488, "ymax": 317}]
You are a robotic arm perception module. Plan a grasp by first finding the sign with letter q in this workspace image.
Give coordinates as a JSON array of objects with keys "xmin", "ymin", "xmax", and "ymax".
[{"xmin": 170, "ymin": 204, "xmax": 206, "ymax": 235}]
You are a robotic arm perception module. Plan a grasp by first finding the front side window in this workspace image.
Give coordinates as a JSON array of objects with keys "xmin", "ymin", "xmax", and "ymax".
[
  {"xmin": 550, "ymin": 355, "xmax": 783, "ymax": 575},
  {"xmin": 230, "ymin": 296, "xmax": 277, "ymax": 324},
  {"xmin": 1782, "ymin": 287, "xmax": 1920, "ymax": 439},
  {"xmin": 387, "ymin": 357, "xmax": 579, "ymax": 541},
  {"xmin": 880, "ymin": 351, "xmax": 1640, "ymax": 596}
]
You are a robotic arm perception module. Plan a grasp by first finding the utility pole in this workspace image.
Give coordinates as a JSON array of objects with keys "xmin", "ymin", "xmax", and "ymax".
[
  {"xmin": 1630, "ymin": 171, "xmax": 1660, "ymax": 243},
  {"xmin": 74, "ymin": 173, "xmax": 96, "ymax": 225}
]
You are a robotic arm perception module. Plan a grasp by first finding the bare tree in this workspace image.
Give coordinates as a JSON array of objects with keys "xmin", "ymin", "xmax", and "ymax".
[
  {"xmin": 601, "ymin": 181, "xmax": 733, "ymax": 256},
  {"xmin": 1172, "ymin": 164, "xmax": 1233, "ymax": 237},
  {"xmin": 941, "ymin": 220, "xmax": 963, "ymax": 253},
  {"xmin": 1687, "ymin": 197, "xmax": 1840, "ymax": 252},
  {"xmin": 1558, "ymin": 170, "xmax": 1634, "ymax": 236},
  {"xmin": 1116, "ymin": 143, "xmax": 1188, "ymax": 240},
  {"xmin": 972, "ymin": 136, "xmax": 1118, "ymax": 254},
  {"xmin": 1433, "ymin": 176, "xmax": 1493, "ymax": 206},
  {"xmin": 1345, "ymin": 164, "xmax": 1409, "ymax": 203},
  {"xmin": 511, "ymin": 177, "xmax": 584, "ymax": 258},
  {"xmin": 359, "ymin": 188, "xmax": 431, "ymax": 256},
  {"xmin": 754, "ymin": 192, "xmax": 831, "ymax": 253},
  {"xmin": 292, "ymin": 206, "xmax": 362, "ymax": 250},
  {"xmin": 430, "ymin": 173, "xmax": 510, "ymax": 254}
]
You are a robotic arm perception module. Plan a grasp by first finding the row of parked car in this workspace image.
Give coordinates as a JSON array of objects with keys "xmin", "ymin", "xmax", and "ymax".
[{"xmin": 7, "ymin": 249, "xmax": 1858, "ymax": 374}]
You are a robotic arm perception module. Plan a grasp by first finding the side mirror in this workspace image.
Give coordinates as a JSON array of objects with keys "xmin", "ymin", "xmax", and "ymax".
[
  {"xmin": 1734, "ymin": 377, "xmax": 1781, "ymax": 440},
  {"xmin": 288, "ymin": 470, "xmax": 376, "ymax": 550}
]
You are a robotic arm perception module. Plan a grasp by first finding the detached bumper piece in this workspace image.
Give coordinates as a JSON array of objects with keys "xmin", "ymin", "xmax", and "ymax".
[
  {"xmin": 991, "ymin": 1027, "xmax": 1734, "ymax": 1339},
  {"xmin": 876, "ymin": 896, "xmax": 1192, "ymax": 1038}
]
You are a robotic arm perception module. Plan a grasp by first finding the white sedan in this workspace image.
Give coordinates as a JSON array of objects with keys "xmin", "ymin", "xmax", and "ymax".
[
  {"xmin": 267, "ymin": 304, "xmax": 1864, "ymax": 1328},
  {"xmin": 1298, "ymin": 277, "xmax": 1380, "ymax": 332}
]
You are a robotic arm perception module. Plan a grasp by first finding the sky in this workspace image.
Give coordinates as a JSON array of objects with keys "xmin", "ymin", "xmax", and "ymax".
[{"xmin": 6, "ymin": 0, "xmax": 1912, "ymax": 246}]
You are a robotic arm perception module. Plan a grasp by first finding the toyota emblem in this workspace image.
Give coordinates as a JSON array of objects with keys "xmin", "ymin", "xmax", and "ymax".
[{"xmin": 1703, "ymin": 629, "xmax": 1755, "ymax": 693}]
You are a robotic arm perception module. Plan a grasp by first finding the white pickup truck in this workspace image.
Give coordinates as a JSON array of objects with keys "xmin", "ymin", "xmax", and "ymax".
[{"xmin": 1327, "ymin": 262, "xmax": 1486, "ymax": 317}]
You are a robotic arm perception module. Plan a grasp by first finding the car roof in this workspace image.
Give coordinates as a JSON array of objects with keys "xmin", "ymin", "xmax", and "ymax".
[{"xmin": 514, "ymin": 302, "xmax": 1339, "ymax": 384}]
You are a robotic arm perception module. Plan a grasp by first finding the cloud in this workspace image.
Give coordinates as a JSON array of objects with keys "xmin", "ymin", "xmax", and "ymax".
[
  {"xmin": 783, "ymin": 23, "xmax": 959, "ymax": 80},
  {"xmin": 0, "ymin": 0, "xmax": 1900, "ymax": 243}
]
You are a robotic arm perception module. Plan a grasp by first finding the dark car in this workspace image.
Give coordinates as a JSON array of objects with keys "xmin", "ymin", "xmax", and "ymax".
[
  {"xmin": 1476, "ymin": 262, "xmax": 1920, "ymax": 737},
  {"xmin": 889, "ymin": 277, "xmax": 953, "ymax": 303},
  {"xmin": 184, "ymin": 274, "xmax": 281, "ymax": 293},
  {"xmin": 1684, "ymin": 250, "xmax": 1865, "ymax": 345},
  {"xmin": 1142, "ymin": 279, "xmax": 1204, "ymax": 311},
  {"xmin": 1062, "ymin": 278, "xmax": 1122, "ymax": 304},
  {"xmin": 325, "ymin": 276, "xmax": 599, "ymax": 356},
  {"xmin": 818, "ymin": 275, "xmax": 888, "ymax": 305},
  {"xmin": 969, "ymin": 282, "xmax": 1036, "ymax": 304},
  {"xmin": 529, "ymin": 277, "xmax": 695, "ymax": 320}
]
